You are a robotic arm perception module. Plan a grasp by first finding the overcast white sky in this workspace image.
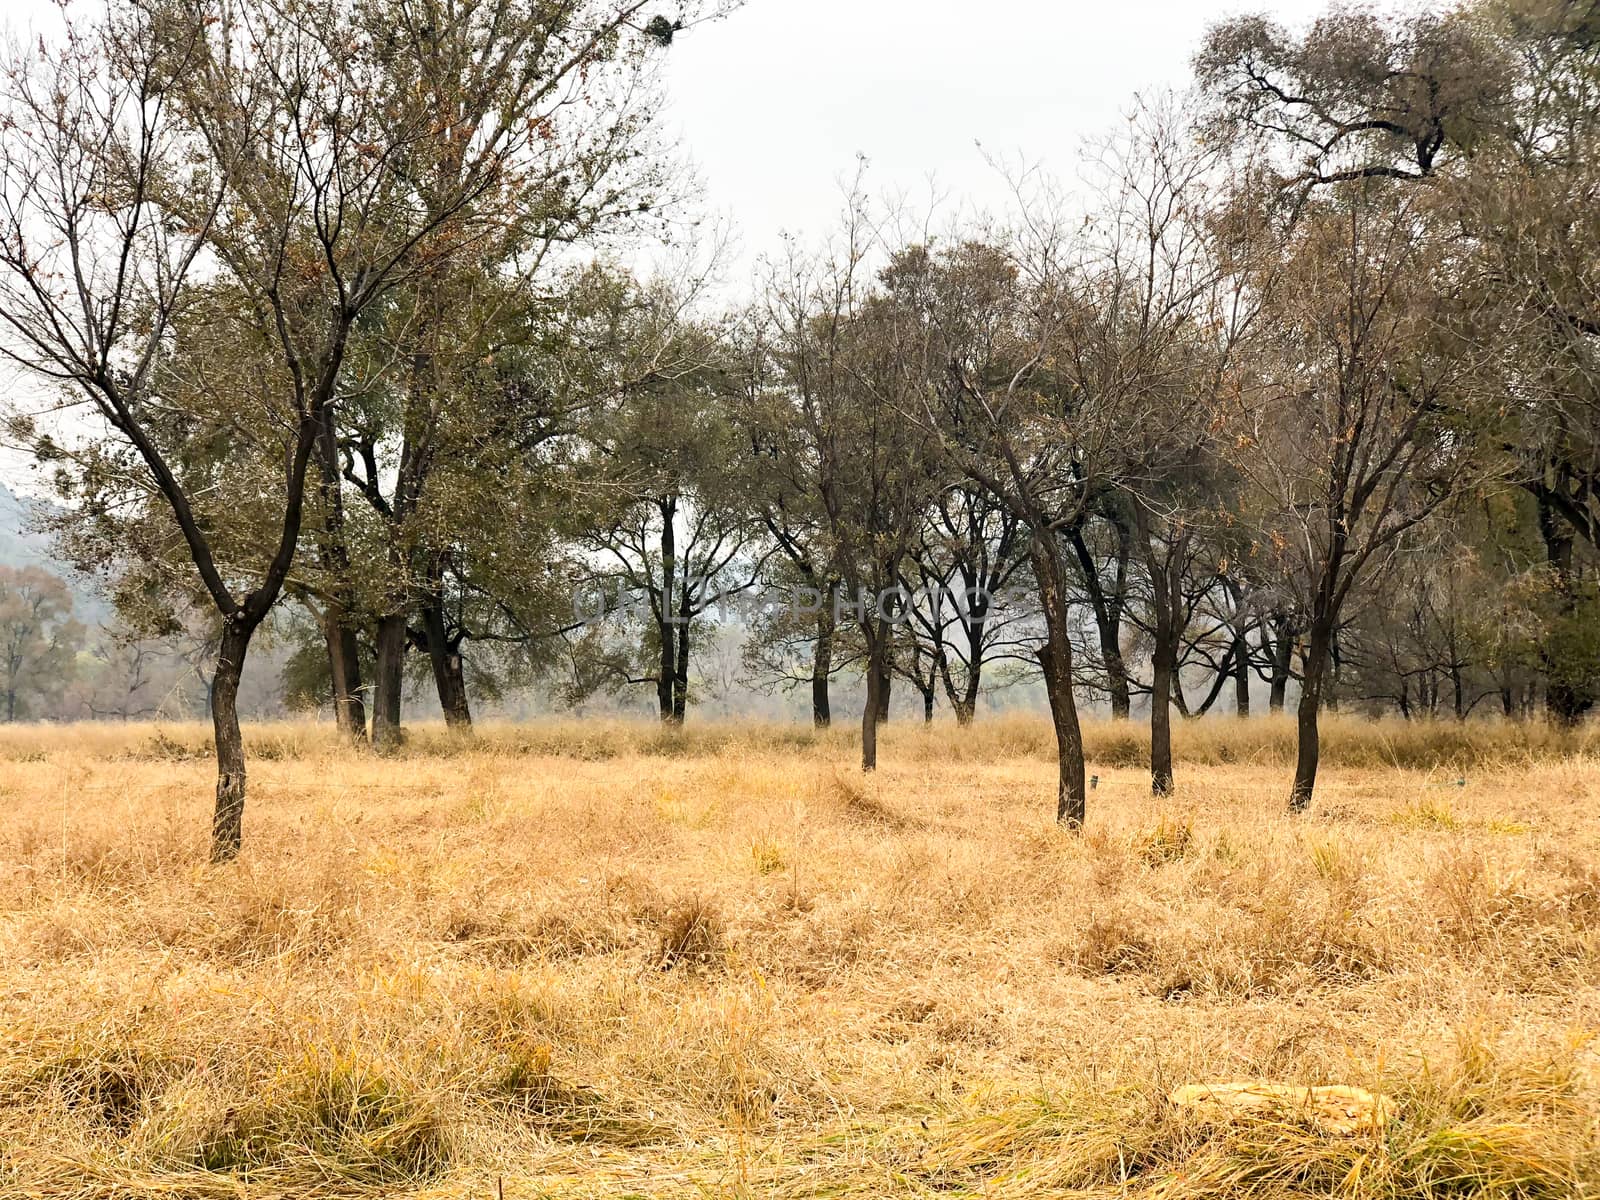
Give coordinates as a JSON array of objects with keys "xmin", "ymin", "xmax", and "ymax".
[{"xmin": 658, "ymin": 0, "xmax": 1338, "ymax": 273}]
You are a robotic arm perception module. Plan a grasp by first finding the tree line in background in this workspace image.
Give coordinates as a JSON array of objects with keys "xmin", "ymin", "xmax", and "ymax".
[{"xmin": 1, "ymin": 0, "xmax": 1596, "ymax": 858}]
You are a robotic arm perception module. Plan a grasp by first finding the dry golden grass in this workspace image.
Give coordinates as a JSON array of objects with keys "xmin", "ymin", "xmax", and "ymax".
[{"xmin": 0, "ymin": 713, "xmax": 1597, "ymax": 1198}]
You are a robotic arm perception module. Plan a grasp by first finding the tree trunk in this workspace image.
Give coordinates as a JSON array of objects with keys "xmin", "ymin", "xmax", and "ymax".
[
  {"xmin": 1135, "ymin": 506, "xmax": 1183, "ymax": 796},
  {"xmin": 657, "ymin": 502, "xmax": 679, "ymax": 724},
  {"xmin": 922, "ymin": 686, "xmax": 934, "ymax": 724},
  {"xmin": 874, "ymin": 648, "xmax": 892, "ymax": 725},
  {"xmin": 209, "ymin": 619, "xmax": 252, "ymax": 863},
  {"xmin": 1032, "ymin": 541, "xmax": 1087, "ymax": 827},
  {"xmin": 314, "ymin": 403, "xmax": 367, "ymax": 742},
  {"xmin": 1289, "ymin": 615, "xmax": 1334, "ymax": 812},
  {"xmin": 1150, "ymin": 635, "xmax": 1175, "ymax": 795},
  {"xmin": 861, "ymin": 634, "xmax": 883, "ymax": 772},
  {"xmin": 1268, "ymin": 616, "xmax": 1294, "ymax": 713},
  {"xmin": 952, "ymin": 682, "xmax": 978, "ymax": 726},
  {"xmin": 371, "ymin": 612, "xmax": 408, "ymax": 749},
  {"xmin": 442, "ymin": 648, "xmax": 470, "ymax": 727},
  {"xmin": 1105, "ymin": 649, "xmax": 1132, "ymax": 720},
  {"xmin": 1233, "ymin": 628, "xmax": 1251, "ymax": 717},
  {"xmin": 1150, "ymin": 651, "xmax": 1180, "ymax": 798},
  {"xmin": 1538, "ymin": 489, "xmax": 1590, "ymax": 726},
  {"xmin": 321, "ymin": 605, "xmax": 367, "ymax": 739},
  {"xmin": 656, "ymin": 628, "xmax": 676, "ymax": 721},
  {"xmin": 672, "ymin": 619, "xmax": 689, "ymax": 723},
  {"xmin": 812, "ymin": 604, "xmax": 833, "ymax": 728},
  {"xmin": 938, "ymin": 628, "xmax": 982, "ymax": 726},
  {"xmin": 419, "ymin": 599, "xmax": 471, "ymax": 731},
  {"xmin": 1070, "ymin": 524, "xmax": 1132, "ymax": 719}
]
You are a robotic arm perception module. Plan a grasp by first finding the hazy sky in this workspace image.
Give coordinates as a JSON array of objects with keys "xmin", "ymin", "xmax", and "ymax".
[{"xmin": 659, "ymin": 0, "xmax": 1338, "ymax": 272}]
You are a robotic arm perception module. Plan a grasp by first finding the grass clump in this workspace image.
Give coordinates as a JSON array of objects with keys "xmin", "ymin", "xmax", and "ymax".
[
  {"xmin": 1068, "ymin": 914, "xmax": 1158, "ymax": 975},
  {"xmin": 653, "ymin": 894, "xmax": 727, "ymax": 972},
  {"xmin": 1389, "ymin": 797, "xmax": 1463, "ymax": 830},
  {"xmin": 750, "ymin": 837, "xmax": 788, "ymax": 875},
  {"xmin": 25, "ymin": 1039, "xmax": 181, "ymax": 1133},
  {"xmin": 195, "ymin": 1046, "xmax": 448, "ymax": 1184},
  {"xmin": 1135, "ymin": 816, "xmax": 1195, "ymax": 866}
]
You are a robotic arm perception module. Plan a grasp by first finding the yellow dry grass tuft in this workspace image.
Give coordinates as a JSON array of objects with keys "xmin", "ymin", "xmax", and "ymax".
[{"xmin": 0, "ymin": 714, "xmax": 1595, "ymax": 1197}]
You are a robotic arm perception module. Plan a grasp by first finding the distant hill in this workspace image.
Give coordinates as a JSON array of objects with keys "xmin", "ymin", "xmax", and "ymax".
[
  {"xmin": 0, "ymin": 483, "xmax": 110, "ymax": 622},
  {"xmin": 0, "ymin": 482, "xmax": 55, "ymax": 569}
]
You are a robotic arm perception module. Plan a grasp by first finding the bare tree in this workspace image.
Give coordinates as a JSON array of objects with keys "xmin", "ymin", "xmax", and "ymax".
[
  {"xmin": 901, "ymin": 481, "xmax": 1034, "ymax": 724},
  {"xmin": 756, "ymin": 197, "xmax": 942, "ymax": 771},
  {"xmin": 1225, "ymin": 182, "xmax": 1485, "ymax": 810}
]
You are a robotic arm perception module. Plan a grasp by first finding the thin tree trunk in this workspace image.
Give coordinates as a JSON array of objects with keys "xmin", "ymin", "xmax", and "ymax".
[
  {"xmin": 1289, "ymin": 615, "xmax": 1334, "ymax": 812},
  {"xmin": 442, "ymin": 647, "xmax": 470, "ymax": 727},
  {"xmin": 1032, "ymin": 540, "xmax": 1087, "ymax": 827},
  {"xmin": 673, "ymin": 619, "xmax": 689, "ymax": 723},
  {"xmin": 371, "ymin": 612, "xmax": 407, "ymax": 749},
  {"xmin": 1268, "ymin": 617, "xmax": 1294, "ymax": 713},
  {"xmin": 420, "ymin": 599, "xmax": 471, "ymax": 730},
  {"xmin": 1233, "ymin": 629, "xmax": 1251, "ymax": 717},
  {"xmin": 937, "ymin": 625, "xmax": 982, "ymax": 726},
  {"xmin": 1149, "ymin": 635, "xmax": 1176, "ymax": 796},
  {"xmin": 315, "ymin": 406, "xmax": 366, "ymax": 742},
  {"xmin": 812, "ymin": 603, "xmax": 833, "ymax": 728},
  {"xmin": 1136, "ymin": 506, "xmax": 1184, "ymax": 796},
  {"xmin": 861, "ymin": 633, "xmax": 883, "ymax": 772},
  {"xmin": 657, "ymin": 502, "xmax": 679, "ymax": 724},
  {"xmin": 321, "ymin": 605, "xmax": 366, "ymax": 739},
  {"xmin": 210, "ymin": 619, "xmax": 252, "ymax": 863}
]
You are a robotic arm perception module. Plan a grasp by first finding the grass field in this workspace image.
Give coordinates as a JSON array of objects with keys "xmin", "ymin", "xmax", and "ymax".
[{"xmin": 0, "ymin": 715, "xmax": 1597, "ymax": 1198}]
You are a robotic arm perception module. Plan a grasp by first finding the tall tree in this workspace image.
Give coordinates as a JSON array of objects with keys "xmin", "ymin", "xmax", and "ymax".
[
  {"xmin": 737, "ymin": 342, "xmax": 842, "ymax": 728},
  {"xmin": 1224, "ymin": 182, "xmax": 1485, "ymax": 810},
  {"xmin": 575, "ymin": 306, "xmax": 766, "ymax": 723},
  {"xmin": 757, "ymin": 202, "xmax": 942, "ymax": 770},
  {"xmin": 1090, "ymin": 103, "xmax": 1253, "ymax": 794},
  {"xmin": 916, "ymin": 233, "xmax": 1103, "ymax": 826}
]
